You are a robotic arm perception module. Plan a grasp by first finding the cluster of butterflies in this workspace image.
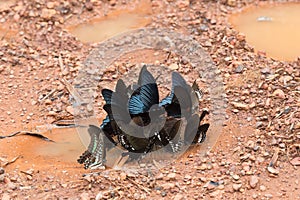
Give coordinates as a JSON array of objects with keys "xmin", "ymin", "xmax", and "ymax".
[{"xmin": 77, "ymin": 65, "xmax": 210, "ymax": 169}]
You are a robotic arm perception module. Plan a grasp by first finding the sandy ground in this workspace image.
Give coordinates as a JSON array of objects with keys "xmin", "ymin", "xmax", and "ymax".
[{"xmin": 0, "ymin": 0, "xmax": 299, "ymax": 199}]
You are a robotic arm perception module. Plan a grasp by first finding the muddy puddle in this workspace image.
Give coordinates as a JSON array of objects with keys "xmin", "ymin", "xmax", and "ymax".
[
  {"xmin": 68, "ymin": 1, "xmax": 152, "ymax": 43},
  {"xmin": 1, "ymin": 123, "xmax": 215, "ymax": 172},
  {"xmin": 230, "ymin": 3, "xmax": 300, "ymax": 61}
]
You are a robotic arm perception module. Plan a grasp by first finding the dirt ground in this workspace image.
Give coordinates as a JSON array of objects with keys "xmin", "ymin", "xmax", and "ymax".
[{"xmin": 0, "ymin": 0, "xmax": 299, "ymax": 199}]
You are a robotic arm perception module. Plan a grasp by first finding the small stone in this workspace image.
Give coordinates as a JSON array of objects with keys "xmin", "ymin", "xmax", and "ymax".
[
  {"xmin": 156, "ymin": 173, "xmax": 164, "ymax": 180},
  {"xmin": 249, "ymin": 175, "xmax": 259, "ymax": 188},
  {"xmin": 41, "ymin": 8, "xmax": 56, "ymax": 19},
  {"xmin": 227, "ymin": 0, "xmax": 236, "ymax": 6},
  {"xmin": 231, "ymin": 102, "xmax": 249, "ymax": 110},
  {"xmin": 256, "ymin": 121, "xmax": 263, "ymax": 128},
  {"xmin": 261, "ymin": 67, "xmax": 270, "ymax": 74},
  {"xmin": 66, "ymin": 106, "xmax": 74, "ymax": 115},
  {"xmin": 31, "ymin": 100, "xmax": 37, "ymax": 105},
  {"xmin": 48, "ymin": 111, "xmax": 56, "ymax": 116},
  {"xmin": 1, "ymin": 193, "xmax": 10, "ymax": 200},
  {"xmin": 46, "ymin": 2, "xmax": 55, "ymax": 9},
  {"xmin": 95, "ymin": 192, "xmax": 103, "ymax": 200},
  {"xmin": 161, "ymin": 191, "xmax": 167, "ymax": 197},
  {"xmin": 174, "ymin": 194, "xmax": 184, "ymax": 200},
  {"xmin": 169, "ymin": 63, "xmax": 179, "ymax": 70},
  {"xmin": 279, "ymin": 75, "xmax": 293, "ymax": 84},
  {"xmin": 133, "ymin": 193, "xmax": 140, "ymax": 200},
  {"xmin": 120, "ymin": 172, "xmax": 127, "ymax": 180},
  {"xmin": 267, "ymin": 166, "xmax": 279, "ymax": 175},
  {"xmin": 272, "ymin": 89, "xmax": 285, "ymax": 99},
  {"xmin": 260, "ymin": 185, "xmax": 266, "ymax": 191},
  {"xmin": 232, "ymin": 183, "xmax": 242, "ymax": 191},
  {"xmin": 176, "ymin": 0, "xmax": 189, "ymax": 9},
  {"xmin": 45, "ymin": 99, "xmax": 52, "ymax": 105},
  {"xmin": 203, "ymin": 40, "xmax": 212, "ymax": 47},
  {"xmin": 237, "ymin": 33, "xmax": 246, "ymax": 41},
  {"xmin": 199, "ymin": 24, "xmax": 208, "ymax": 31},
  {"xmin": 80, "ymin": 192, "xmax": 89, "ymax": 200},
  {"xmin": 85, "ymin": 2, "xmax": 93, "ymax": 11},
  {"xmin": 232, "ymin": 174, "xmax": 240, "ymax": 180},
  {"xmin": 235, "ymin": 65, "xmax": 244, "ymax": 73},
  {"xmin": 161, "ymin": 182, "xmax": 175, "ymax": 190},
  {"xmin": 167, "ymin": 172, "xmax": 176, "ymax": 180},
  {"xmin": 7, "ymin": 181, "xmax": 17, "ymax": 190},
  {"xmin": 265, "ymin": 194, "xmax": 273, "ymax": 198},
  {"xmin": 290, "ymin": 157, "xmax": 300, "ymax": 166},
  {"xmin": 232, "ymin": 109, "xmax": 239, "ymax": 113},
  {"xmin": 57, "ymin": 84, "xmax": 65, "ymax": 91},
  {"xmin": 205, "ymin": 181, "xmax": 218, "ymax": 190}
]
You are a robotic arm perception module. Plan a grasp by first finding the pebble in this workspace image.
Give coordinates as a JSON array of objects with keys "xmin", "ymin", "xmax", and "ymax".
[
  {"xmin": 235, "ymin": 65, "xmax": 244, "ymax": 73},
  {"xmin": 169, "ymin": 63, "xmax": 179, "ymax": 70},
  {"xmin": 260, "ymin": 185, "xmax": 266, "ymax": 191},
  {"xmin": 48, "ymin": 111, "xmax": 56, "ymax": 116},
  {"xmin": 290, "ymin": 157, "xmax": 300, "ymax": 166},
  {"xmin": 161, "ymin": 182, "xmax": 175, "ymax": 190},
  {"xmin": 265, "ymin": 194, "xmax": 273, "ymax": 198},
  {"xmin": 272, "ymin": 89, "xmax": 285, "ymax": 99},
  {"xmin": 45, "ymin": 99, "xmax": 52, "ymax": 105},
  {"xmin": 95, "ymin": 192, "xmax": 103, "ymax": 200},
  {"xmin": 7, "ymin": 181, "xmax": 17, "ymax": 190},
  {"xmin": 1, "ymin": 193, "xmax": 10, "ymax": 200},
  {"xmin": 174, "ymin": 194, "xmax": 184, "ymax": 200},
  {"xmin": 231, "ymin": 174, "xmax": 240, "ymax": 180},
  {"xmin": 267, "ymin": 166, "xmax": 279, "ymax": 175},
  {"xmin": 232, "ymin": 183, "xmax": 242, "ymax": 191},
  {"xmin": 41, "ymin": 8, "xmax": 56, "ymax": 19},
  {"xmin": 80, "ymin": 192, "xmax": 90, "ymax": 200},
  {"xmin": 166, "ymin": 172, "xmax": 176, "ymax": 180},
  {"xmin": 227, "ymin": 0, "xmax": 236, "ymax": 6},
  {"xmin": 85, "ymin": 2, "xmax": 94, "ymax": 11},
  {"xmin": 256, "ymin": 121, "xmax": 263, "ymax": 128},
  {"xmin": 66, "ymin": 106, "xmax": 74, "ymax": 115},
  {"xmin": 231, "ymin": 102, "xmax": 249, "ymax": 110},
  {"xmin": 120, "ymin": 172, "xmax": 127, "ymax": 180},
  {"xmin": 249, "ymin": 175, "xmax": 259, "ymax": 188}
]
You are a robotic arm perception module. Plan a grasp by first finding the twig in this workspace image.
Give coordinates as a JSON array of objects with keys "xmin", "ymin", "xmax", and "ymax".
[
  {"xmin": 39, "ymin": 88, "xmax": 56, "ymax": 102},
  {"xmin": 2, "ymin": 156, "xmax": 20, "ymax": 167},
  {"xmin": 61, "ymin": 78, "xmax": 85, "ymax": 104},
  {"xmin": 0, "ymin": 131, "xmax": 55, "ymax": 142},
  {"xmin": 127, "ymin": 177, "xmax": 151, "ymax": 194},
  {"xmin": 269, "ymin": 147, "xmax": 279, "ymax": 167}
]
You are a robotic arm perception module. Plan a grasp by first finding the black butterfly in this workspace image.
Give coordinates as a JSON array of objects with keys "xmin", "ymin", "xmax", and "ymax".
[
  {"xmin": 158, "ymin": 72, "xmax": 209, "ymax": 152},
  {"xmin": 118, "ymin": 65, "xmax": 165, "ymax": 156},
  {"xmin": 78, "ymin": 66, "xmax": 210, "ymax": 169}
]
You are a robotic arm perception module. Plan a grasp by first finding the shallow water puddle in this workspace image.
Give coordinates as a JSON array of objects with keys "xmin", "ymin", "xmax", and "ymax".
[
  {"xmin": 68, "ymin": 1, "xmax": 151, "ymax": 43},
  {"xmin": 35, "ymin": 128, "xmax": 86, "ymax": 162},
  {"xmin": 230, "ymin": 3, "xmax": 300, "ymax": 61}
]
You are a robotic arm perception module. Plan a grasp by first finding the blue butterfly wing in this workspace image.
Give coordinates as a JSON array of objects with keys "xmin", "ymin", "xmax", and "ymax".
[
  {"xmin": 128, "ymin": 94, "xmax": 145, "ymax": 114},
  {"xmin": 100, "ymin": 115, "xmax": 110, "ymax": 129},
  {"xmin": 101, "ymin": 89, "xmax": 113, "ymax": 104}
]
